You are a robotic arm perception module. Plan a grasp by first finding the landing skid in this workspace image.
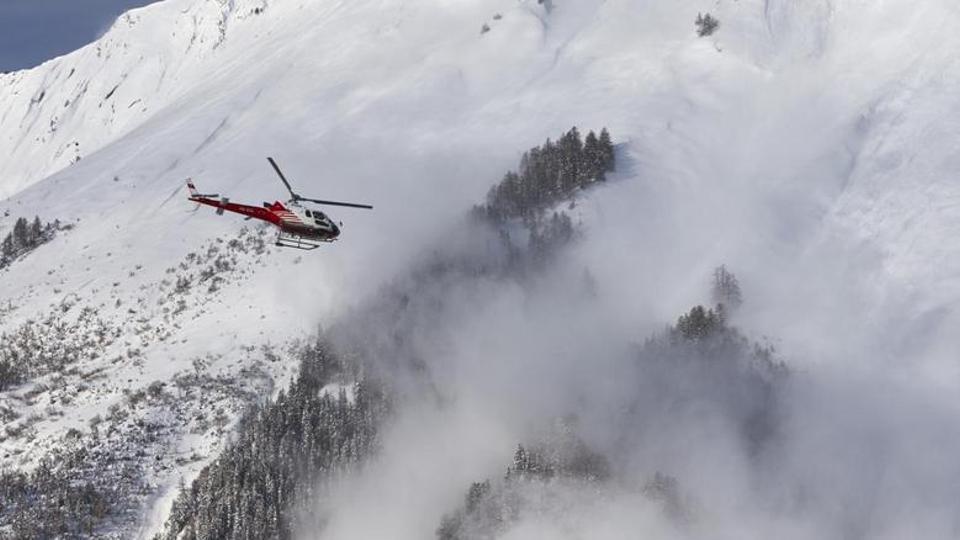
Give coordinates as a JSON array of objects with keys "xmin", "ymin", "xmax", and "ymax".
[{"xmin": 275, "ymin": 230, "xmax": 333, "ymax": 250}]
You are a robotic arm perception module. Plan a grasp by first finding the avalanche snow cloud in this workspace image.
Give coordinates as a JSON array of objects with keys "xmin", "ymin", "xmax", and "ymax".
[{"xmin": 1, "ymin": 0, "xmax": 960, "ymax": 538}]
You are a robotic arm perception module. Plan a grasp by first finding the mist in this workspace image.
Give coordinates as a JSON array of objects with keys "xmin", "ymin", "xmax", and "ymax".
[
  {"xmin": 283, "ymin": 0, "xmax": 960, "ymax": 538},
  {"xmin": 306, "ymin": 193, "xmax": 960, "ymax": 540},
  {"xmin": 302, "ymin": 150, "xmax": 960, "ymax": 539}
]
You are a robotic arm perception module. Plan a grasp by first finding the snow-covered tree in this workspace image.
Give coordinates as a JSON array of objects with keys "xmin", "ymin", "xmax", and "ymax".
[
  {"xmin": 695, "ymin": 13, "xmax": 719, "ymax": 37},
  {"xmin": 712, "ymin": 264, "xmax": 743, "ymax": 311}
]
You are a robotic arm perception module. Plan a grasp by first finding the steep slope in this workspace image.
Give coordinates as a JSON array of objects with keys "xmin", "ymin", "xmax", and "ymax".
[
  {"xmin": 2, "ymin": 0, "xmax": 960, "ymax": 537},
  {"xmin": 0, "ymin": 0, "xmax": 273, "ymax": 200}
]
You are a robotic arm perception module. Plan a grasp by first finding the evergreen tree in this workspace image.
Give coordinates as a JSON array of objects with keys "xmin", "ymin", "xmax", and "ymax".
[
  {"xmin": 1, "ymin": 234, "xmax": 13, "ymax": 262},
  {"xmin": 598, "ymin": 128, "xmax": 615, "ymax": 173},
  {"xmin": 712, "ymin": 265, "xmax": 743, "ymax": 311},
  {"xmin": 12, "ymin": 217, "xmax": 27, "ymax": 248},
  {"xmin": 695, "ymin": 13, "xmax": 719, "ymax": 37},
  {"xmin": 674, "ymin": 305, "xmax": 724, "ymax": 340},
  {"xmin": 583, "ymin": 130, "xmax": 605, "ymax": 182},
  {"xmin": 29, "ymin": 216, "xmax": 43, "ymax": 246},
  {"xmin": 541, "ymin": 138, "xmax": 560, "ymax": 200},
  {"xmin": 558, "ymin": 127, "xmax": 583, "ymax": 193}
]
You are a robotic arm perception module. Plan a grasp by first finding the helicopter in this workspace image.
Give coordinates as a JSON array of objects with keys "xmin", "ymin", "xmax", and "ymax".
[{"xmin": 187, "ymin": 157, "xmax": 372, "ymax": 250}]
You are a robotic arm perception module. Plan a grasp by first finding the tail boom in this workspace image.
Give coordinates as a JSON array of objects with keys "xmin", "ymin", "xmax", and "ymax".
[{"xmin": 186, "ymin": 179, "xmax": 280, "ymax": 225}]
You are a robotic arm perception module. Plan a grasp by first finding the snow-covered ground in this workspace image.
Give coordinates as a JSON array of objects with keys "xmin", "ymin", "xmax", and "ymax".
[{"xmin": 2, "ymin": 0, "xmax": 960, "ymax": 537}]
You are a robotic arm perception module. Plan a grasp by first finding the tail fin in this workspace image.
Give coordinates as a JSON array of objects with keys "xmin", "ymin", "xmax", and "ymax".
[{"xmin": 186, "ymin": 179, "xmax": 218, "ymax": 199}]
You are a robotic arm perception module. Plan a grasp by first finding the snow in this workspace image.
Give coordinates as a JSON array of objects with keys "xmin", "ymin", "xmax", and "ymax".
[{"xmin": 2, "ymin": 0, "xmax": 960, "ymax": 536}]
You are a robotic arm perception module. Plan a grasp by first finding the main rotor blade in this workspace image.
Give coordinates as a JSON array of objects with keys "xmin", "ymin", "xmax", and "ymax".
[
  {"xmin": 267, "ymin": 157, "xmax": 298, "ymax": 199},
  {"xmin": 300, "ymin": 197, "xmax": 373, "ymax": 210}
]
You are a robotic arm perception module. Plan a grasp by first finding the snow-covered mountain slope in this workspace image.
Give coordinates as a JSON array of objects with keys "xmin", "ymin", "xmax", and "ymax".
[
  {"xmin": 2, "ymin": 0, "xmax": 960, "ymax": 536},
  {"xmin": 0, "ymin": 0, "xmax": 273, "ymax": 200}
]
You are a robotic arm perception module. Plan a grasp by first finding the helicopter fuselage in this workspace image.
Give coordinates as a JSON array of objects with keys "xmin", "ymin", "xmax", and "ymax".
[
  {"xmin": 186, "ymin": 157, "xmax": 370, "ymax": 250},
  {"xmin": 187, "ymin": 188, "xmax": 340, "ymax": 241}
]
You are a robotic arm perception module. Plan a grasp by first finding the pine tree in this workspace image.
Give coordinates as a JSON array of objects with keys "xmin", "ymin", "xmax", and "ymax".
[
  {"xmin": 712, "ymin": 265, "xmax": 743, "ymax": 311},
  {"xmin": 465, "ymin": 481, "xmax": 490, "ymax": 513},
  {"xmin": 675, "ymin": 305, "xmax": 724, "ymax": 340},
  {"xmin": 29, "ymin": 216, "xmax": 43, "ymax": 247},
  {"xmin": 541, "ymin": 138, "xmax": 560, "ymax": 200},
  {"xmin": 12, "ymin": 217, "xmax": 27, "ymax": 249},
  {"xmin": 510, "ymin": 445, "xmax": 528, "ymax": 477},
  {"xmin": 583, "ymin": 130, "xmax": 604, "ymax": 182},
  {"xmin": 695, "ymin": 13, "xmax": 719, "ymax": 37},
  {"xmin": 598, "ymin": 128, "xmax": 615, "ymax": 173},
  {"xmin": 1, "ymin": 234, "xmax": 13, "ymax": 263},
  {"xmin": 558, "ymin": 127, "xmax": 583, "ymax": 193}
]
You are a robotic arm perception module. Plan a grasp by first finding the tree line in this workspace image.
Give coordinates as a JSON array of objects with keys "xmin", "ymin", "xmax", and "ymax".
[
  {"xmin": 477, "ymin": 127, "xmax": 615, "ymax": 221},
  {"xmin": 156, "ymin": 339, "xmax": 387, "ymax": 540},
  {"xmin": 0, "ymin": 216, "xmax": 70, "ymax": 269},
  {"xmin": 437, "ymin": 437, "xmax": 610, "ymax": 540}
]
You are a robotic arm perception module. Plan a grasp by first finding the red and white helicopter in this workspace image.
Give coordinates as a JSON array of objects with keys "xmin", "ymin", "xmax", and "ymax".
[{"xmin": 187, "ymin": 157, "xmax": 372, "ymax": 250}]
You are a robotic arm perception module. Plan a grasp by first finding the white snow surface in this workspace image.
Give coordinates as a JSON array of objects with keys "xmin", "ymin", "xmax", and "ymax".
[{"xmin": 2, "ymin": 0, "xmax": 960, "ymax": 537}]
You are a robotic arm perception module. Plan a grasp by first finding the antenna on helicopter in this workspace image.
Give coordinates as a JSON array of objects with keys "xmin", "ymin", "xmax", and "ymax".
[{"xmin": 266, "ymin": 157, "xmax": 373, "ymax": 209}]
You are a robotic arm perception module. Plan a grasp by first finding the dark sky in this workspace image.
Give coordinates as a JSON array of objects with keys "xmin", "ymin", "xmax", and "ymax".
[{"xmin": 0, "ymin": 0, "xmax": 163, "ymax": 72}]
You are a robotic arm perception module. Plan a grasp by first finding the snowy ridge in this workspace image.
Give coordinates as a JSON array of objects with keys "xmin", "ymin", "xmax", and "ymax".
[{"xmin": 0, "ymin": 0, "xmax": 268, "ymax": 200}]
